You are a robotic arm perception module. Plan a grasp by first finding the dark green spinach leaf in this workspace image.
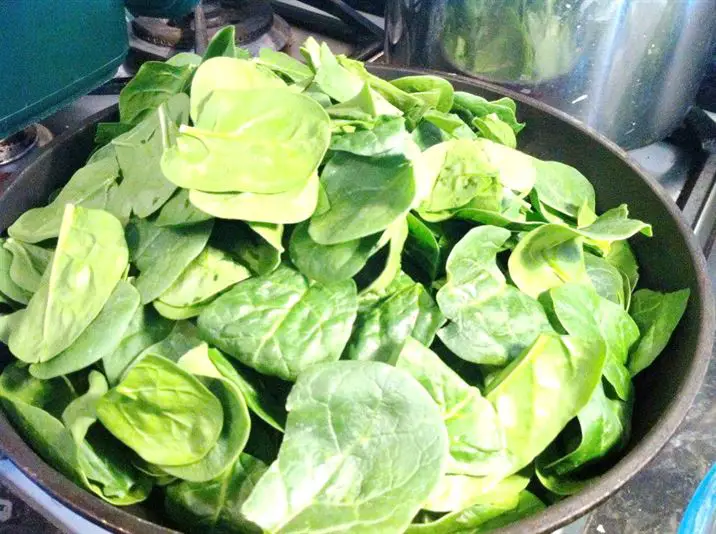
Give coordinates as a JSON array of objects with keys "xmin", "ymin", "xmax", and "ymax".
[
  {"xmin": 198, "ymin": 265, "xmax": 357, "ymax": 381},
  {"xmin": 241, "ymin": 361, "xmax": 448, "ymax": 533}
]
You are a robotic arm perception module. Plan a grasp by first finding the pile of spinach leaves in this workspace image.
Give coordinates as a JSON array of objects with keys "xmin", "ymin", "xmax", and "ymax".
[{"xmin": 0, "ymin": 27, "xmax": 690, "ymax": 534}]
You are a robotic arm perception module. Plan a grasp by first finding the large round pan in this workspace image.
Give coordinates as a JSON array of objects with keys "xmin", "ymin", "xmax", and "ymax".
[{"xmin": 0, "ymin": 65, "xmax": 713, "ymax": 534}]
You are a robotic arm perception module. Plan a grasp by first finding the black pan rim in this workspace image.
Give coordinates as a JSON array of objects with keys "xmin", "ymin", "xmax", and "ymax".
[{"xmin": 0, "ymin": 64, "xmax": 712, "ymax": 534}]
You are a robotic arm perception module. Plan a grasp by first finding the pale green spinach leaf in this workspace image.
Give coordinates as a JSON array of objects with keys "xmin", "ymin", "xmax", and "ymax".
[
  {"xmin": 97, "ymin": 354, "xmax": 224, "ymax": 466},
  {"xmin": 9, "ymin": 205, "xmax": 128, "ymax": 363}
]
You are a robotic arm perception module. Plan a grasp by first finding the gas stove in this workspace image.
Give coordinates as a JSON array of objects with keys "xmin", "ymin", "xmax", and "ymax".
[
  {"xmin": 0, "ymin": 2, "xmax": 714, "ymax": 533},
  {"xmin": 127, "ymin": 0, "xmax": 291, "ymax": 65}
]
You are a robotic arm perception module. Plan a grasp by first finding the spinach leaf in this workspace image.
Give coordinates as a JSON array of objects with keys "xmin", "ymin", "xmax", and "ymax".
[
  {"xmin": 189, "ymin": 56, "xmax": 285, "ymax": 121},
  {"xmin": 484, "ymin": 334, "xmax": 606, "ymax": 477},
  {"xmin": 289, "ymin": 221, "xmax": 382, "ymax": 284},
  {"xmin": 508, "ymin": 224, "xmax": 590, "ymax": 299},
  {"xmin": 0, "ymin": 243, "xmax": 31, "ymax": 305},
  {"xmin": 336, "ymin": 56, "xmax": 429, "ymax": 127},
  {"xmin": 102, "ymin": 305, "xmax": 174, "ymax": 385},
  {"xmin": 302, "ymin": 38, "xmax": 363, "ymax": 102},
  {"xmin": 473, "ymin": 114, "xmax": 517, "ymax": 148},
  {"xmin": 533, "ymin": 160, "xmax": 595, "ymax": 218},
  {"xmin": 472, "ymin": 492, "xmax": 546, "ymax": 532},
  {"xmin": 188, "ymin": 172, "xmax": 319, "ymax": 224},
  {"xmin": 156, "ymin": 189, "xmax": 213, "ymax": 227},
  {"xmin": 419, "ymin": 140, "xmax": 499, "ymax": 214},
  {"xmin": 474, "ymin": 138, "xmax": 536, "ymax": 195},
  {"xmin": 241, "ymin": 361, "xmax": 448, "ymax": 533},
  {"xmin": 202, "ymin": 26, "xmax": 238, "ymax": 60},
  {"xmin": 64, "ymin": 375, "xmax": 155, "ymax": 505},
  {"xmin": 628, "ymin": 288, "xmax": 690, "ymax": 376},
  {"xmin": 112, "ymin": 93, "xmax": 189, "ymax": 218},
  {"xmin": 153, "ymin": 300, "xmax": 210, "ymax": 320},
  {"xmin": 413, "ymin": 287, "xmax": 446, "ymax": 346},
  {"xmin": 9, "ymin": 205, "xmax": 128, "ymax": 363},
  {"xmin": 549, "ymin": 282, "xmax": 638, "ymax": 362},
  {"xmin": 0, "ymin": 362, "xmax": 75, "ymax": 419},
  {"xmin": 126, "ymin": 218, "xmax": 213, "ymax": 304},
  {"xmin": 451, "ymin": 196, "xmax": 540, "ymax": 231},
  {"xmin": 423, "ymin": 471, "xmax": 530, "ymax": 513},
  {"xmin": 309, "ymin": 153, "xmax": 416, "ymax": 244},
  {"xmin": 579, "ymin": 204, "xmax": 652, "ymax": 242},
  {"xmin": 167, "ymin": 53, "xmax": 202, "ymax": 67},
  {"xmin": 198, "ymin": 265, "xmax": 357, "ymax": 381},
  {"xmin": 161, "ymin": 372, "xmax": 250, "ymax": 483},
  {"xmin": 77, "ymin": 425, "xmax": 154, "ymax": 506},
  {"xmin": 258, "ymin": 48, "xmax": 313, "ymax": 82},
  {"xmin": 452, "ymin": 92, "xmax": 524, "ymax": 135},
  {"xmin": 345, "ymin": 284, "xmax": 421, "ymax": 364},
  {"xmin": 97, "ymin": 354, "xmax": 224, "ymax": 466},
  {"xmin": 61, "ymin": 371, "xmax": 108, "ymax": 444},
  {"xmin": 361, "ymin": 217, "xmax": 409, "ymax": 294},
  {"xmin": 94, "ymin": 122, "xmax": 134, "ymax": 147},
  {"xmin": 212, "ymin": 220, "xmax": 282, "ymax": 276},
  {"xmin": 119, "ymin": 61, "xmax": 195, "ymax": 125},
  {"xmin": 136, "ymin": 320, "xmax": 204, "ymax": 364},
  {"xmin": 422, "ymin": 110, "xmax": 477, "ymax": 140},
  {"xmin": 0, "ymin": 310, "xmax": 23, "ymax": 345},
  {"xmin": 327, "ymin": 82, "xmax": 402, "ymax": 120},
  {"xmin": 8, "ymin": 156, "xmax": 120, "ymax": 243},
  {"xmin": 438, "ymin": 286, "xmax": 553, "ymax": 367},
  {"xmin": 549, "ymin": 283, "xmax": 639, "ymax": 401},
  {"xmin": 585, "ymin": 253, "xmax": 627, "ymax": 307},
  {"xmin": 391, "ymin": 75, "xmax": 455, "ymax": 112},
  {"xmin": 0, "ymin": 365, "xmax": 152, "ymax": 505},
  {"xmin": 163, "ymin": 89, "xmax": 330, "ymax": 194},
  {"xmin": 3, "ymin": 239, "xmax": 52, "ymax": 294},
  {"xmin": 408, "ymin": 495, "xmax": 520, "ymax": 533},
  {"xmin": 29, "ymin": 281, "xmax": 140, "ymax": 379},
  {"xmin": 508, "ymin": 209, "xmax": 652, "ymax": 300},
  {"xmin": 330, "ymin": 116, "xmax": 409, "ymax": 157},
  {"xmin": 536, "ymin": 379, "xmax": 632, "ymax": 495},
  {"xmin": 404, "ymin": 214, "xmax": 442, "ymax": 283},
  {"xmin": 605, "ymin": 240, "xmax": 639, "ymax": 290},
  {"xmin": 165, "ymin": 454, "xmax": 267, "ymax": 534},
  {"xmin": 247, "ymin": 222, "xmax": 283, "ymax": 254},
  {"xmin": 397, "ymin": 338, "xmax": 507, "ymax": 477},
  {"xmin": 208, "ymin": 348, "xmax": 287, "ymax": 432},
  {"xmin": 436, "ymin": 225, "xmax": 511, "ymax": 318},
  {"xmin": 303, "ymin": 82, "xmax": 333, "ymax": 108},
  {"xmin": 158, "ymin": 246, "xmax": 251, "ymax": 308},
  {"xmin": 412, "ymin": 118, "xmax": 454, "ymax": 150}
]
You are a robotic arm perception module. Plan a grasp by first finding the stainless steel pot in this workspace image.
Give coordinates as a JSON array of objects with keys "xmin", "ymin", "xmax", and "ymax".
[{"xmin": 385, "ymin": 0, "xmax": 716, "ymax": 148}]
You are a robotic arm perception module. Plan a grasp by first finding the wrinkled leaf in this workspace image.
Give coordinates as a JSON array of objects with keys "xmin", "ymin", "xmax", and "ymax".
[
  {"xmin": 241, "ymin": 361, "xmax": 448, "ymax": 533},
  {"xmin": 309, "ymin": 153, "xmax": 416, "ymax": 245},
  {"xmin": 198, "ymin": 265, "xmax": 357, "ymax": 381}
]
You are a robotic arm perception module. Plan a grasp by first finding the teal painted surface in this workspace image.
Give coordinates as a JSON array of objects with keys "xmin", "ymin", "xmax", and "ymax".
[
  {"xmin": 0, "ymin": 0, "xmax": 128, "ymax": 137},
  {"xmin": 125, "ymin": 0, "xmax": 199, "ymax": 18}
]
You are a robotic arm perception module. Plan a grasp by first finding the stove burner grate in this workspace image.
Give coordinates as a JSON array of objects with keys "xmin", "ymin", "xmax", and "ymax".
[
  {"xmin": 0, "ymin": 126, "xmax": 38, "ymax": 167},
  {"xmin": 128, "ymin": 0, "xmax": 290, "ymax": 64}
]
